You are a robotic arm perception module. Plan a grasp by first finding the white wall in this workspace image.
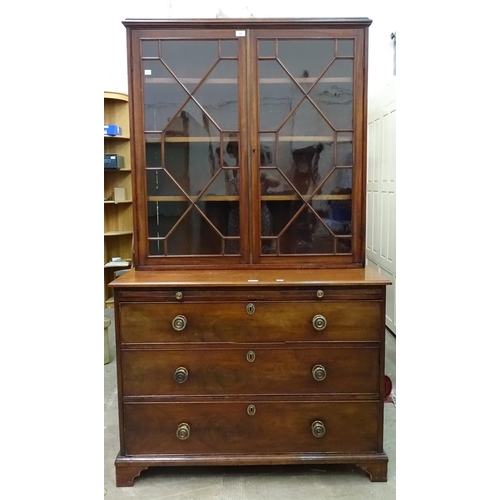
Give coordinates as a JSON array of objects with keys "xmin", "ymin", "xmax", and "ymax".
[{"xmin": 102, "ymin": 0, "xmax": 396, "ymax": 97}]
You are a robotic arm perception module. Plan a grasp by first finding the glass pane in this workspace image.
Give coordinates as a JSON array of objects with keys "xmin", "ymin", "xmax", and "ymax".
[
  {"xmin": 195, "ymin": 200, "xmax": 229, "ymax": 236},
  {"xmin": 279, "ymin": 99, "xmax": 334, "ymax": 139},
  {"xmin": 336, "ymin": 237, "xmax": 352, "ymax": 254},
  {"xmin": 265, "ymin": 199, "xmax": 303, "ymax": 237},
  {"xmin": 329, "ymin": 199, "xmax": 352, "ymax": 231},
  {"xmin": 261, "ymin": 238, "xmax": 276, "ymax": 254},
  {"xmin": 337, "ymin": 39, "xmax": 354, "ymax": 57},
  {"xmin": 142, "ymin": 40, "xmax": 159, "ymax": 57},
  {"xmin": 145, "ymin": 134, "xmax": 162, "ymax": 167},
  {"xmin": 260, "ymin": 169, "xmax": 291, "ymax": 196},
  {"xmin": 221, "ymin": 40, "xmax": 237, "ymax": 58},
  {"xmin": 160, "ymin": 40, "xmax": 219, "ymax": 92},
  {"xmin": 146, "ymin": 168, "xmax": 187, "ymax": 198},
  {"xmin": 259, "ymin": 134, "xmax": 276, "ymax": 165},
  {"xmin": 319, "ymin": 167, "xmax": 352, "ymax": 195},
  {"xmin": 278, "ymin": 140, "xmax": 334, "ymax": 196},
  {"xmin": 193, "ymin": 60, "xmax": 238, "ymax": 130},
  {"xmin": 143, "ymin": 38, "xmax": 241, "ymax": 259},
  {"xmin": 168, "ymin": 209, "xmax": 222, "ymax": 255},
  {"xmin": 259, "ymin": 40, "xmax": 276, "ymax": 57},
  {"xmin": 148, "ymin": 199, "xmax": 190, "ymax": 244},
  {"xmin": 143, "ymin": 60, "xmax": 189, "ymax": 131},
  {"xmin": 337, "ymin": 132, "xmax": 353, "ymax": 166},
  {"xmin": 309, "ymin": 59, "xmax": 353, "ymax": 130},
  {"xmin": 278, "ymin": 40, "xmax": 335, "ymax": 92},
  {"xmin": 225, "ymin": 237, "xmax": 240, "ymax": 255},
  {"xmin": 280, "ymin": 206, "xmax": 333, "ymax": 254},
  {"xmin": 259, "ymin": 60, "xmax": 304, "ymax": 130}
]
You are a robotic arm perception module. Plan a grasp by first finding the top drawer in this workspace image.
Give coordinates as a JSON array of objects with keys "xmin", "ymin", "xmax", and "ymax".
[{"xmin": 118, "ymin": 301, "xmax": 383, "ymax": 344}]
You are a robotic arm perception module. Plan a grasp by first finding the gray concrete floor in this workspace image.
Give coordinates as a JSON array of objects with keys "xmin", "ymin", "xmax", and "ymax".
[{"xmin": 104, "ymin": 308, "xmax": 396, "ymax": 499}]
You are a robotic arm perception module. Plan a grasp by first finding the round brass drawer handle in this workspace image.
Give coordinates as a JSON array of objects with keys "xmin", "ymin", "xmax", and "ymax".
[
  {"xmin": 176, "ymin": 423, "xmax": 190, "ymax": 440},
  {"xmin": 312, "ymin": 314, "xmax": 327, "ymax": 331},
  {"xmin": 172, "ymin": 315, "xmax": 187, "ymax": 331},
  {"xmin": 312, "ymin": 364, "xmax": 327, "ymax": 381},
  {"xmin": 316, "ymin": 290, "xmax": 324, "ymax": 298},
  {"xmin": 311, "ymin": 420, "xmax": 326, "ymax": 438},
  {"xmin": 175, "ymin": 291, "xmax": 183, "ymax": 300},
  {"xmin": 174, "ymin": 366, "xmax": 189, "ymax": 384}
]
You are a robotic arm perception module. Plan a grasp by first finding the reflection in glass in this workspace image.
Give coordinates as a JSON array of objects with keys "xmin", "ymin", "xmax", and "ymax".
[
  {"xmin": 278, "ymin": 40, "xmax": 335, "ymax": 92},
  {"xmin": 143, "ymin": 60, "xmax": 189, "ymax": 131},
  {"xmin": 259, "ymin": 60, "xmax": 304, "ymax": 130},
  {"xmin": 309, "ymin": 60, "xmax": 353, "ymax": 130},
  {"xmin": 279, "ymin": 99, "xmax": 334, "ymax": 139},
  {"xmin": 336, "ymin": 237, "xmax": 352, "ymax": 254},
  {"xmin": 257, "ymin": 34, "xmax": 356, "ymax": 257},
  {"xmin": 168, "ymin": 209, "xmax": 221, "ymax": 255},
  {"xmin": 145, "ymin": 134, "xmax": 162, "ymax": 167},
  {"xmin": 142, "ymin": 38, "xmax": 240, "ymax": 258},
  {"xmin": 193, "ymin": 60, "xmax": 238, "ymax": 130},
  {"xmin": 160, "ymin": 41, "xmax": 218, "ymax": 92},
  {"xmin": 280, "ymin": 206, "xmax": 334, "ymax": 254},
  {"xmin": 148, "ymin": 200, "xmax": 190, "ymax": 250},
  {"xmin": 336, "ymin": 132, "xmax": 353, "ymax": 165},
  {"xmin": 147, "ymin": 168, "xmax": 187, "ymax": 198}
]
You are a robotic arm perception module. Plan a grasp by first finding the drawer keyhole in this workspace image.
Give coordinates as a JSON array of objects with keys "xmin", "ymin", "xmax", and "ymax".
[
  {"xmin": 246, "ymin": 303, "xmax": 255, "ymax": 315},
  {"xmin": 246, "ymin": 350, "xmax": 256, "ymax": 362},
  {"xmin": 247, "ymin": 404, "xmax": 256, "ymax": 416}
]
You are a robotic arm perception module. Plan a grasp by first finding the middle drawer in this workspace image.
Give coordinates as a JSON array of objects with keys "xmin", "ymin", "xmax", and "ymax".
[{"xmin": 121, "ymin": 346, "xmax": 380, "ymax": 397}]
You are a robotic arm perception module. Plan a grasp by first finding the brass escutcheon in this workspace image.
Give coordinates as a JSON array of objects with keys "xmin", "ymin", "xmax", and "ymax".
[
  {"xmin": 175, "ymin": 291, "xmax": 183, "ymax": 300},
  {"xmin": 246, "ymin": 350, "xmax": 256, "ymax": 362},
  {"xmin": 311, "ymin": 420, "xmax": 326, "ymax": 438},
  {"xmin": 172, "ymin": 315, "xmax": 187, "ymax": 331},
  {"xmin": 246, "ymin": 303, "xmax": 255, "ymax": 315},
  {"xmin": 176, "ymin": 423, "xmax": 190, "ymax": 440},
  {"xmin": 174, "ymin": 366, "xmax": 189, "ymax": 384},
  {"xmin": 247, "ymin": 404, "xmax": 256, "ymax": 416},
  {"xmin": 316, "ymin": 290, "xmax": 324, "ymax": 298}
]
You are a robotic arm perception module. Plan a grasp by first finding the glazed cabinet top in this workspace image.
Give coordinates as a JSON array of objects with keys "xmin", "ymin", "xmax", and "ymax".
[{"xmin": 123, "ymin": 18, "xmax": 372, "ymax": 270}]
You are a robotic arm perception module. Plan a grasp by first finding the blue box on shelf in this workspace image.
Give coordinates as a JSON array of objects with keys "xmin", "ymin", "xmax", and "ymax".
[
  {"xmin": 104, "ymin": 154, "xmax": 125, "ymax": 169},
  {"xmin": 104, "ymin": 124, "xmax": 122, "ymax": 136}
]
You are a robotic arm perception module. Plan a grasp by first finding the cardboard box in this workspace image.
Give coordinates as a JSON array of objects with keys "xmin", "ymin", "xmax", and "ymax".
[{"xmin": 114, "ymin": 187, "xmax": 126, "ymax": 202}]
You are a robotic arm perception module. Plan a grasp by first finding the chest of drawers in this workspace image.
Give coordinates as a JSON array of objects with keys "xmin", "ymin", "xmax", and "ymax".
[{"xmin": 111, "ymin": 268, "xmax": 390, "ymax": 486}]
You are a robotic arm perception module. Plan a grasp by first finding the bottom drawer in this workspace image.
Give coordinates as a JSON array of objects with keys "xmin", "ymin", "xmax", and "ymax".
[{"xmin": 123, "ymin": 400, "xmax": 381, "ymax": 455}]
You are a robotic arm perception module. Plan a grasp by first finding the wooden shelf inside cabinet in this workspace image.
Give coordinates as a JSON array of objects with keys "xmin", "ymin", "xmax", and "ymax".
[
  {"xmin": 104, "ymin": 91, "xmax": 132, "ymax": 307},
  {"xmin": 146, "ymin": 136, "xmax": 347, "ymax": 143},
  {"xmin": 144, "ymin": 77, "xmax": 352, "ymax": 84}
]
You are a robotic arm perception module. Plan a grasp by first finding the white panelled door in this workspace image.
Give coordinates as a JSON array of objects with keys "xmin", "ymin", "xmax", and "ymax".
[{"xmin": 366, "ymin": 78, "xmax": 396, "ymax": 334}]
